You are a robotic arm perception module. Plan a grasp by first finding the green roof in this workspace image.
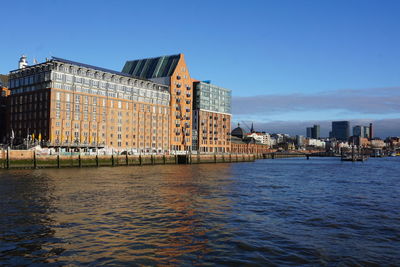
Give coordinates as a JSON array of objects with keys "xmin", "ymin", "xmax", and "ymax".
[{"xmin": 122, "ymin": 54, "xmax": 180, "ymax": 79}]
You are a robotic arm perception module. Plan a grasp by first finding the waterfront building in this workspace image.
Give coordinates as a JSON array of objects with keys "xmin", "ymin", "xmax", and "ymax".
[
  {"xmin": 0, "ymin": 74, "xmax": 10, "ymax": 143},
  {"xmin": 331, "ymin": 121, "xmax": 350, "ymax": 141},
  {"xmin": 246, "ymin": 132, "xmax": 271, "ymax": 146},
  {"xmin": 192, "ymin": 81, "xmax": 231, "ymax": 153},
  {"xmin": 122, "ymin": 54, "xmax": 193, "ymax": 153},
  {"xmin": 7, "ymin": 57, "xmax": 171, "ymax": 152},
  {"xmin": 231, "ymin": 124, "xmax": 246, "ymax": 139}
]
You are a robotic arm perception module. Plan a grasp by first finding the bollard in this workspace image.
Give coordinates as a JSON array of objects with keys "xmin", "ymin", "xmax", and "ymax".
[
  {"xmin": 33, "ymin": 151, "xmax": 37, "ymax": 169},
  {"xmin": 6, "ymin": 148, "xmax": 10, "ymax": 169}
]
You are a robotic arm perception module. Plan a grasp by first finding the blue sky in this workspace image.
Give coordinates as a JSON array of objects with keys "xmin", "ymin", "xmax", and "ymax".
[{"xmin": 1, "ymin": 0, "xmax": 399, "ymax": 137}]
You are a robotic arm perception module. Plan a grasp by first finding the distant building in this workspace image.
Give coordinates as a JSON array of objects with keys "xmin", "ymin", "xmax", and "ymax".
[
  {"xmin": 306, "ymin": 127, "xmax": 312, "ymax": 138},
  {"xmin": 312, "ymin": 125, "xmax": 320, "ymax": 139},
  {"xmin": 306, "ymin": 125, "xmax": 320, "ymax": 139},
  {"xmin": 331, "ymin": 121, "xmax": 350, "ymax": 141},
  {"xmin": 353, "ymin": 125, "xmax": 371, "ymax": 139}
]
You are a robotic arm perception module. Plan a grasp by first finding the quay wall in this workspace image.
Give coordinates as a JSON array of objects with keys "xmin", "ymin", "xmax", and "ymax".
[{"xmin": 0, "ymin": 149, "xmax": 263, "ymax": 169}]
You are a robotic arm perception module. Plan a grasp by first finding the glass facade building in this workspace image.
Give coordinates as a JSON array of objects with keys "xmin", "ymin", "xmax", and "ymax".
[{"xmin": 193, "ymin": 81, "xmax": 231, "ymax": 114}]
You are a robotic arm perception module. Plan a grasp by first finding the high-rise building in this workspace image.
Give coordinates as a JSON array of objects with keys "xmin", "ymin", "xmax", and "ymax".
[
  {"xmin": 122, "ymin": 54, "xmax": 193, "ymax": 152},
  {"xmin": 7, "ymin": 57, "xmax": 171, "ymax": 152},
  {"xmin": 353, "ymin": 125, "xmax": 363, "ymax": 137},
  {"xmin": 192, "ymin": 81, "xmax": 231, "ymax": 153},
  {"xmin": 369, "ymin": 123, "xmax": 373, "ymax": 140},
  {"xmin": 312, "ymin": 125, "xmax": 320, "ymax": 139},
  {"xmin": 306, "ymin": 125, "xmax": 320, "ymax": 139},
  {"xmin": 306, "ymin": 127, "xmax": 312, "ymax": 138},
  {"xmin": 331, "ymin": 121, "xmax": 350, "ymax": 141},
  {"xmin": 353, "ymin": 125, "xmax": 371, "ymax": 139}
]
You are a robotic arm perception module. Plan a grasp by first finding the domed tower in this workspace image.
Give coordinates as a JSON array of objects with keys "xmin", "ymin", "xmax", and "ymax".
[
  {"xmin": 231, "ymin": 123, "xmax": 246, "ymax": 139},
  {"xmin": 18, "ymin": 55, "xmax": 28, "ymax": 69}
]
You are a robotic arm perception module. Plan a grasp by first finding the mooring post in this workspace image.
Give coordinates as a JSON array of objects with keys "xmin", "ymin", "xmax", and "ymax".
[
  {"xmin": 6, "ymin": 147, "xmax": 10, "ymax": 169},
  {"xmin": 163, "ymin": 154, "xmax": 166, "ymax": 164},
  {"xmin": 111, "ymin": 154, "xmax": 115, "ymax": 167},
  {"xmin": 96, "ymin": 154, "xmax": 99, "ymax": 167},
  {"xmin": 151, "ymin": 154, "xmax": 154, "ymax": 165},
  {"xmin": 78, "ymin": 153, "xmax": 82, "ymax": 168},
  {"xmin": 57, "ymin": 154, "xmax": 60, "ymax": 168},
  {"xmin": 33, "ymin": 150, "xmax": 37, "ymax": 169},
  {"xmin": 126, "ymin": 153, "xmax": 129, "ymax": 166},
  {"xmin": 139, "ymin": 153, "xmax": 142, "ymax": 166}
]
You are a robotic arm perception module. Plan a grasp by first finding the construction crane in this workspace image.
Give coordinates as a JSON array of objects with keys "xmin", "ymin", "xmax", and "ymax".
[{"xmin": 241, "ymin": 121, "xmax": 254, "ymax": 133}]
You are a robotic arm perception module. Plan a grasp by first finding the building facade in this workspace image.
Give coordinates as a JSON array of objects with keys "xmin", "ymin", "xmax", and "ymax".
[
  {"xmin": 7, "ymin": 57, "xmax": 171, "ymax": 153},
  {"xmin": 122, "ymin": 54, "xmax": 193, "ymax": 152},
  {"xmin": 331, "ymin": 121, "xmax": 350, "ymax": 141},
  {"xmin": 0, "ymin": 74, "xmax": 10, "ymax": 143},
  {"xmin": 192, "ymin": 81, "xmax": 231, "ymax": 153}
]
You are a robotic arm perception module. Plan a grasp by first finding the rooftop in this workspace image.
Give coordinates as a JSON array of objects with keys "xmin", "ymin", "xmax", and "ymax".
[{"xmin": 122, "ymin": 54, "xmax": 181, "ymax": 79}]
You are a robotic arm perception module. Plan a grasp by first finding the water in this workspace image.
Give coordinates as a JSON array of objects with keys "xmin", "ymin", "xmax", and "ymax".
[{"xmin": 1, "ymin": 157, "xmax": 399, "ymax": 266}]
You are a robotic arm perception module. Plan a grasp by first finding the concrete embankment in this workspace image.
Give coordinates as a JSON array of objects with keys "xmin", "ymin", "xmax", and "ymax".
[{"xmin": 0, "ymin": 150, "xmax": 263, "ymax": 169}]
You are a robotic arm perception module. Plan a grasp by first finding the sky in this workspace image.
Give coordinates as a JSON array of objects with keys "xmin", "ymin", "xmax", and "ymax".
[{"xmin": 1, "ymin": 0, "xmax": 399, "ymax": 137}]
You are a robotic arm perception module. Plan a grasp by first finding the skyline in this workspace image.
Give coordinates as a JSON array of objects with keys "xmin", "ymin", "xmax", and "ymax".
[{"xmin": 1, "ymin": 0, "xmax": 399, "ymax": 137}]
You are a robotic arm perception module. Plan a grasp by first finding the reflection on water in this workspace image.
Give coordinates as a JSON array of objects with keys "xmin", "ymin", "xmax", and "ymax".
[{"xmin": 1, "ymin": 158, "xmax": 400, "ymax": 265}]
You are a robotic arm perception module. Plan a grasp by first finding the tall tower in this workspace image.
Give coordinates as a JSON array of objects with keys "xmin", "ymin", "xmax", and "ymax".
[
  {"xmin": 369, "ymin": 123, "xmax": 373, "ymax": 140},
  {"xmin": 18, "ymin": 55, "xmax": 28, "ymax": 69}
]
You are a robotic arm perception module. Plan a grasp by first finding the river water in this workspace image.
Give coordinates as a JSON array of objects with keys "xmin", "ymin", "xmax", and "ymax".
[{"xmin": 0, "ymin": 157, "xmax": 399, "ymax": 266}]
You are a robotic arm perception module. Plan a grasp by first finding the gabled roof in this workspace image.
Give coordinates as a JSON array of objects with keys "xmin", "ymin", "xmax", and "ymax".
[{"xmin": 122, "ymin": 54, "xmax": 181, "ymax": 79}]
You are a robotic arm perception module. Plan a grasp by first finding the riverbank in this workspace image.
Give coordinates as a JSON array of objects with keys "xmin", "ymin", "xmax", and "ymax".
[{"xmin": 0, "ymin": 150, "xmax": 262, "ymax": 169}]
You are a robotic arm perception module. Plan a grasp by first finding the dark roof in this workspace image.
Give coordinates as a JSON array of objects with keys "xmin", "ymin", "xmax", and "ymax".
[
  {"xmin": 122, "ymin": 54, "xmax": 180, "ymax": 79},
  {"xmin": 231, "ymin": 125, "xmax": 246, "ymax": 139},
  {"xmin": 52, "ymin": 57, "xmax": 149, "ymax": 81},
  {"xmin": 0, "ymin": 74, "xmax": 8, "ymax": 87}
]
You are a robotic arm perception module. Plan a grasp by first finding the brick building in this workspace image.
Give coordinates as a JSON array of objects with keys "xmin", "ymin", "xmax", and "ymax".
[
  {"xmin": 122, "ymin": 54, "xmax": 193, "ymax": 153},
  {"xmin": 192, "ymin": 81, "xmax": 231, "ymax": 153},
  {"xmin": 7, "ymin": 57, "xmax": 170, "ymax": 153}
]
